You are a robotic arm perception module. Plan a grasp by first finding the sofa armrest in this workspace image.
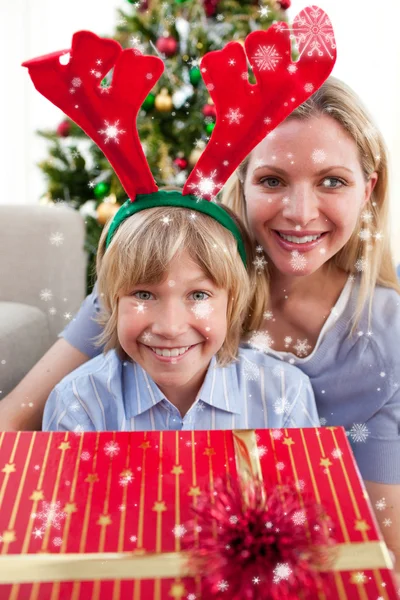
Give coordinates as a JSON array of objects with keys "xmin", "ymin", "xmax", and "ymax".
[{"xmin": 0, "ymin": 204, "xmax": 87, "ymax": 344}]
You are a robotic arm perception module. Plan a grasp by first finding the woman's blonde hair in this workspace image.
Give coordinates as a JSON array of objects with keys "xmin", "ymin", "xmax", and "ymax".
[
  {"xmin": 221, "ymin": 76, "xmax": 400, "ymax": 331},
  {"xmin": 93, "ymin": 203, "xmax": 258, "ymax": 366}
]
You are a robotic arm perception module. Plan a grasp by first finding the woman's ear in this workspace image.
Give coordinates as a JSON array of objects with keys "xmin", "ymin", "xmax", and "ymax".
[{"xmin": 363, "ymin": 171, "xmax": 378, "ymax": 206}]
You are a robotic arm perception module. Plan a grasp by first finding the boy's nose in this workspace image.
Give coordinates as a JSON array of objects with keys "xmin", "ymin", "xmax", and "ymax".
[
  {"xmin": 151, "ymin": 302, "xmax": 189, "ymax": 339},
  {"xmin": 282, "ymin": 186, "xmax": 319, "ymax": 226}
]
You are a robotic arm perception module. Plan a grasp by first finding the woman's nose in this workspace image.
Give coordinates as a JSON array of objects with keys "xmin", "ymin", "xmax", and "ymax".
[{"xmin": 282, "ymin": 186, "xmax": 319, "ymax": 226}]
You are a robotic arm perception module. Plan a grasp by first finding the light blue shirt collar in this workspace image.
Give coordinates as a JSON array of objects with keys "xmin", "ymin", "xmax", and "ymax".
[{"xmin": 123, "ymin": 355, "xmax": 241, "ymax": 418}]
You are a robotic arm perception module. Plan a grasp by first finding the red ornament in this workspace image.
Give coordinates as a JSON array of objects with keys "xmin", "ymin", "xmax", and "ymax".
[
  {"xmin": 203, "ymin": 0, "xmax": 219, "ymax": 17},
  {"xmin": 202, "ymin": 103, "xmax": 217, "ymax": 118},
  {"xmin": 56, "ymin": 119, "xmax": 71, "ymax": 137},
  {"xmin": 278, "ymin": 0, "xmax": 291, "ymax": 9},
  {"xmin": 173, "ymin": 157, "xmax": 188, "ymax": 170},
  {"xmin": 155, "ymin": 36, "xmax": 178, "ymax": 57},
  {"xmin": 183, "ymin": 477, "xmax": 336, "ymax": 599}
]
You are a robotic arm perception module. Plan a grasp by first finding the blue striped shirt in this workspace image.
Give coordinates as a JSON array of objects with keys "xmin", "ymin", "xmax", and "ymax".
[{"xmin": 42, "ymin": 347, "xmax": 318, "ymax": 432}]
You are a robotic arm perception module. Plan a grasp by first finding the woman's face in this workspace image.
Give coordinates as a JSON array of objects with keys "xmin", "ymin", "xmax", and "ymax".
[{"xmin": 243, "ymin": 114, "xmax": 378, "ymax": 277}]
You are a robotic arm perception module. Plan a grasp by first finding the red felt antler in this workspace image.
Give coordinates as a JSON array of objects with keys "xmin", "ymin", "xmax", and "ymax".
[
  {"xmin": 183, "ymin": 5, "xmax": 336, "ymax": 201},
  {"xmin": 22, "ymin": 30, "xmax": 164, "ymax": 200}
]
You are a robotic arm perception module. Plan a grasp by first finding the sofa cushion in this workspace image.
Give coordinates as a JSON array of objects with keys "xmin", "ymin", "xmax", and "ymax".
[{"xmin": 0, "ymin": 302, "xmax": 52, "ymax": 398}]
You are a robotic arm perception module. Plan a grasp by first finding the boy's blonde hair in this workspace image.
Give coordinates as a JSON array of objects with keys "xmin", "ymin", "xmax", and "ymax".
[
  {"xmin": 93, "ymin": 203, "xmax": 258, "ymax": 366},
  {"xmin": 221, "ymin": 76, "xmax": 400, "ymax": 332}
]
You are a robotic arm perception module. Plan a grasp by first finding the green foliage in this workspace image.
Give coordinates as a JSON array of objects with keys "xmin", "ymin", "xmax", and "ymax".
[{"xmin": 36, "ymin": 0, "xmax": 287, "ymax": 294}]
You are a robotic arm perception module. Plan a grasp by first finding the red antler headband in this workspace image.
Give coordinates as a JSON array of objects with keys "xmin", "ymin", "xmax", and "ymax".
[{"xmin": 23, "ymin": 5, "xmax": 336, "ymax": 264}]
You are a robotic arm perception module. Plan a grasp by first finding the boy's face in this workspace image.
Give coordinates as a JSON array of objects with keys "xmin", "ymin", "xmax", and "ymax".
[{"xmin": 117, "ymin": 250, "xmax": 229, "ymax": 401}]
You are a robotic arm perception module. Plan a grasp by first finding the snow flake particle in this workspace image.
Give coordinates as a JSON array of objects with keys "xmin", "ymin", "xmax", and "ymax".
[
  {"xmin": 284, "ymin": 336, "xmax": 293, "ymax": 347},
  {"xmin": 251, "ymin": 445, "xmax": 267, "ymax": 459},
  {"xmin": 290, "ymin": 251, "xmax": 307, "ymax": 271},
  {"xmin": 273, "ymin": 562, "xmax": 292, "ymax": 583},
  {"xmin": 361, "ymin": 210, "xmax": 373, "ymax": 223},
  {"xmin": 359, "ymin": 228, "xmax": 372, "ymax": 242},
  {"xmin": 135, "ymin": 302, "xmax": 147, "ymax": 314},
  {"xmin": 35, "ymin": 501, "xmax": 66, "ymax": 531},
  {"xmin": 243, "ymin": 359, "xmax": 260, "ymax": 381},
  {"xmin": 311, "ymin": 148, "xmax": 326, "ymax": 163},
  {"xmin": 98, "ymin": 119, "xmax": 125, "ymax": 144},
  {"xmin": 271, "ymin": 429, "xmax": 283, "ymax": 440},
  {"xmin": 142, "ymin": 332, "xmax": 152, "ymax": 343},
  {"xmin": 383, "ymin": 518, "xmax": 392, "ymax": 527},
  {"xmin": 252, "ymin": 44, "xmax": 282, "ymax": 72},
  {"xmin": 304, "ymin": 83, "xmax": 314, "ymax": 93},
  {"xmin": 263, "ymin": 310, "xmax": 273, "ymax": 320},
  {"xmin": 293, "ymin": 6, "xmax": 336, "ymax": 59},
  {"xmin": 292, "ymin": 509, "xmax": 307, "ymax": 526},
  {"xmin": 40, "ymin": 289, "xmax": 53, "ymax": 302},
  {"xmin": 173, "ymin": 524, "xmax": 187, "ymax": 538},
  {"xmin": 287, "ymin": 64, "xmax": 298, "ymax": 74},
  {"xmin": 293, "ymin": 338, "xmax": 311, "ymax": 357},
  {"xmin": 273, "ymin": 396, "xmax": 290, "ymax": 416},
  {"xmin": 252, "ymin": 576, "xmax": 261, "ymax": 584},
  {"xmin": 355, "ymin": 257, "xmax": 368, "ymax": 272},
  {"xmin": 375, "ymin": 497, "xmax": 386, "ymax": 511},
  {"xmin": 225, "ymin": 108, "xmax": 244, "ymax": 125},
  {"xmin": 353, "ymin": 571, "xmax": 367, "ymax": 583},
  {"xmin": 71, "ymin": 77, "xmax": 82, "ymax": 88},
  {"xmin": 217, "ymin": 580, "xmax": 229, "ymax": 592},
  {"xmin": 104, "ymin": 441, "xmax": 120, "ymax": 457},
  {"xmin": 188, "ymin": 169, "xmax": 220, "ymax": 200},
  {"xmin": 248, "ymin": 330, "xmax": 274, "ymax": 352},
  {"xmin": 191, "ymin": 301, "xmax": 213, "ymax": 320},
  {"xmin": 331, "ymin": 448, "xmax": 343, "ymax": 459},
  {"xmin": 253, "ymin": 255, "xmax": 268, "ymax": 272},
  {"xmin": 348, "ymin": 423, "xmax": 370, "ymax": 443},
  {"xmin": 276, "ymin": 461, "xmax": 285, "ymax": 471},
  {"xmin": 49, "ymin": 232, "xmax": 64, "ymax": 246},
  {"xmin": 80, "ymin": 451, "xmax": 91, "ymax": 461}
]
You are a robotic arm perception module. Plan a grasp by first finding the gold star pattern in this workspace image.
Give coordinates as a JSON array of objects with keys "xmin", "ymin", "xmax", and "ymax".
[
  {"xmin": 169, "ymin": 581, "xmax": 186, "ymax": 599},
  {"xmin": 282, "ymin": 437, "xmax": 295, "ymax": 446},
  {"xmin": 171, "ymin": 465, "xmax": 183, "ymax": 475},
  {"xmin": 29, "ymin": 490, "xmax": 44, "ymax": 502},
  {"xmin": 58, "ymin": 441, "xmax": 71, "ymax": 451},
  {"xmin": 120, "ymin": 469, "xmax": 133, "ymax": 478},
  {"xmin": 320, "ymin": 457, "xmax": 332, "ymax": 468},
  {"xmin": 97, "ymin": 514, "xmax": 112, "ymax": 526},
  {"xmin": 354, "ymin": 519, "xmax": 370, "ymax": 533},
  {"xmin": 64, "ymin": 503, "xmax": 78, "ymax": 515},
  {"xmin": 2, "ymin": 530, "xmax": 16, "ymax": 543},
  {"xmin": 326, "ymin": 426, "xmax": 338, "ymax": 431},
  {"xmin": 152, "ymin": 501, "xmax": 167, "ymax": 513},
  {"xmin": 85, "ymin": 473, "xmax": 99, "ymax": 483},
  {"xmin": 1, "ymin": 463, "xmax": 16, "ymax": 474},
  {"xmin": 188, "ymin": 486, "xmax": 201, "ymax": 497},
  {"xmin": 203, "ymin": 447, "xmax": 215, "ymax": 456},
  {"xmin": 139, "ymin": 441, "xmax": 151, "ymax": 449}
]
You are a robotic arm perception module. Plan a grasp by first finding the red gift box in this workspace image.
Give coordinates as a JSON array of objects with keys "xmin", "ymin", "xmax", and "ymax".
[{"xmin": 0, "ymin": 427, "xmax": 397, "ymax": 599}]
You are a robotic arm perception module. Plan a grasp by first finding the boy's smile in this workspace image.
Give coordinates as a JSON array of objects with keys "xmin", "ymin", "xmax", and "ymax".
[{"xmin": 117, "ymin": 250, "xmax": 228, "ymax": 415}]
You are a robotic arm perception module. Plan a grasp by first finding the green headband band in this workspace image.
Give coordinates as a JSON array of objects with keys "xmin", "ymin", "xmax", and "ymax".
[{"xmin": 105, "ymin": 190, "xmax": 247, "ymax": 266}]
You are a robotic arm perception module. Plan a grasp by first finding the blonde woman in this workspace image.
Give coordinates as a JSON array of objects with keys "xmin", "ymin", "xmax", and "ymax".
[
  {"xmin": 1, "ymin": 77, "xmax": 399, "ymax": 572},
  {"xmin": 42, "ymin": 202, "xmax": 317, "ymax": 431},
  {"xmin": 222, "ymin": 76, "xmax": 400, "ymax": 572}
]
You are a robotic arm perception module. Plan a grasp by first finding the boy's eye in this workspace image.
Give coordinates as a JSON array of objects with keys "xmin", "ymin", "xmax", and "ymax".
[
  {"xmin": 191, "ymin": 291, "xmax": 210, "ymax": 301},
  {"xmin": 133, "ymin": 291, "xmax": 153, "ymax": 300},
  {"xmin": 321, "ymin": 177, "xmax": 346, "ymax": 189},
  {"xmin": 260, "ymin": 176, "xmax": 281, "ymax": 188}
]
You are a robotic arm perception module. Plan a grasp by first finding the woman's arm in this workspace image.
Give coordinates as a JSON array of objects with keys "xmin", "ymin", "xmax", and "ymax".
[
  {"xmin": 0, "ymin": 338, "xmax": 90, "ymax": 431},
  {"xmin": 364, "ymin": 480, "xmax": 400, "ymax": 585}
]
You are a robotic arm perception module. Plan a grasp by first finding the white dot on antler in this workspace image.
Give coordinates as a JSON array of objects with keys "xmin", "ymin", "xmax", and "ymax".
[{"xmin": 59, "ymin": 53, "xmax": 71, "ymax": 65}]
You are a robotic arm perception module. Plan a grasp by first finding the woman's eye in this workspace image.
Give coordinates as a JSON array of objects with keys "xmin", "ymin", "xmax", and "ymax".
[
  {"xmin": 260, "ymin": 177, "xmax": 281, "ymax": 188},
  {"xmin": 321, "ymin": 177, "xmax": 345, "ymax": 189},
  {"xmin": 191, "ymin": 291, "xmax": 210, "ymax": 301},
  {"xmin": 133, "ymin": 291, "xmax": 153, "ymax": 300}
]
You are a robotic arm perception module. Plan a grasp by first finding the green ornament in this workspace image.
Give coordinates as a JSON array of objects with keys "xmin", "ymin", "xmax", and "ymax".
[
  {"xmin": 94, "ymin": 181, "xmax": 110, "ymax": 199},
  {"xmin": 189, "ymin": 67, "xmax": 202, "ymax": 86},
  {"xmin": 205, "ymin": 122, "xmax": 215, "ymax": 135},
  {"xmin": 142, "ymin": 93, "xmax": 155, "ymax": 111},
  {"xmin": 175, "ymin": 0, "xmax": 188, "ymax": 3}
]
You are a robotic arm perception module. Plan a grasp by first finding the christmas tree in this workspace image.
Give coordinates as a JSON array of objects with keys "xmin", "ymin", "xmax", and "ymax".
[{"xmin": 37, "ymin": 0, "xmax": 290, "ymax": 293}]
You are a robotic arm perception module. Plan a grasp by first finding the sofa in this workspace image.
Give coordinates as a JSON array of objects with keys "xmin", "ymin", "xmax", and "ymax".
[{"xmin": 0, "ymin": 204, "xmax": 87, "ymax": 398}]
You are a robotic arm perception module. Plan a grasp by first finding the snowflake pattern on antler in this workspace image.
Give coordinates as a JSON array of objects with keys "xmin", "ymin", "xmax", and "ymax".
[{"xmin": 292, "ymin": 5, "xmax": 336, "ymax": 59}]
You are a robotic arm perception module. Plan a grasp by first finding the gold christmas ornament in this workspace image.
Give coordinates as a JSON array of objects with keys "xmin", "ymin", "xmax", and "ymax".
[
  {"xmin": 155, "ymin": 88, "xmax": 173, "ymax": 112},
  {"xmin": 96, "ymin": 196, "xmax": 121, "ymax": 225}
]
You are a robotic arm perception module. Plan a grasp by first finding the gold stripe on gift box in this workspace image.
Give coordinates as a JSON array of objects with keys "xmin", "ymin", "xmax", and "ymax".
[{"xmin": 0, "ymin": 430, "xmax": 394, "ymax": 587}]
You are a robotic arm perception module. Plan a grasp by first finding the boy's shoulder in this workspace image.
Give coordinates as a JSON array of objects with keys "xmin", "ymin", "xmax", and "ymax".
[
  {"xmin": 54, "ymin": 349, "xmax": 123, "ymax": 391},
  {"xmin": 237, "ymin": 344, "xmax": 310, "ymax": 384}
]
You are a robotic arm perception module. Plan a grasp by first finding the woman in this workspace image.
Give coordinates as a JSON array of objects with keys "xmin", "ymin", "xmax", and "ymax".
[{"xmin": 1, "ymin": 77, "xmax": 399, "ymax": 571}]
